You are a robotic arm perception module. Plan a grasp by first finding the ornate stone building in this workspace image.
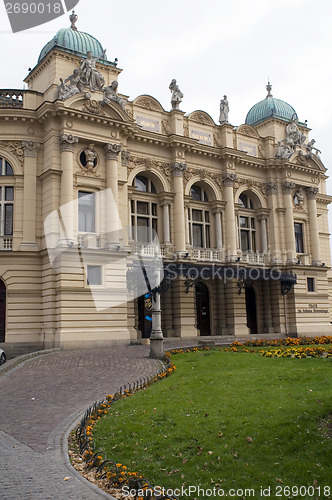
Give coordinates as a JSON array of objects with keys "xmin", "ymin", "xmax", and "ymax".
[{"xmin": 0, "ymin": 16, "xmax": 331, "ymax": 350}]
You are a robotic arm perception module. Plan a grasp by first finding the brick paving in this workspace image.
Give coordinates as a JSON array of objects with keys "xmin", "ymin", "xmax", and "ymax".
[{"xmin": 0, "ymin": 346, "xmax": 160, "ymax": 499}]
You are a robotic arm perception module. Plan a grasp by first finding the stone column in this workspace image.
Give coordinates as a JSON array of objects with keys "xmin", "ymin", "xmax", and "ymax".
[
  {"xmin": 105, "ymin": 143, "xmax": 122, "ymax": 246},
  {"xmin": 171, "ymin": 162, "xmax": 187, "ymax": 254},
  {"xmin": 150, "ymin": 289, "xmax": 164, "ymax": 359},
  {"xmin": 214, "ymin": 209, "xmax": 223, "ymax": 249},
  {"xmin": 161, "ymin": 202, "xmax": 171, "ymax": 244},
  {"xmin": 306, "ymin": 187, "xmax": 320, "ymax": 265},
  {"xmin": 59, "ymin": 134, "xmax": 78, "ymax": 245},
  {"xmin": 259, "ymin": 216, "xmax": 268, "ymax": 253},
  {"xmin": 222, "ymin": 172, "xmax": 237, "ymax": 261},
  {"xmin": 282, "ymin": 181, "xmax": 296, "ymax": 264},
  {"xmin": 20, "ymin": 141, "xmax": 40, "ymax": 251},
  {"xmin": 266, "ymin": 182, "xmax": 281, "ymax": 263}
]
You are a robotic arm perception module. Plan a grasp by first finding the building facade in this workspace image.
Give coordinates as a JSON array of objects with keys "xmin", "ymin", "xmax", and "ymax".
[{"xmin": 1, "ymin": 17, "xmax": 332, "ymax": 350}]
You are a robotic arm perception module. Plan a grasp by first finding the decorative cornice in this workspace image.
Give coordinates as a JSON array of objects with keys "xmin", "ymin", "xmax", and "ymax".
[
  {"xmin": 222, "ymin": 172, "xmax": 237, "ymax": 186},
  {"xmin": 105, "ymin": 143, "xmax": 122, "ymax": 160},
  {"xmin": 59, "ymin": 134, "xmax": 79, "ymax": 152},
  {"xmin": 171, "ymin": 162, "xmax": 187, "ymax": 177},
  {"xmin": 266, "ymin": 181, "xmax": 278, "ymax": 195},
  {"xmin": 306, "ymin": 186, "xmax": 319, "ymax": 199},
  {"xmin": 282, "ymin": 181, "xmax": 296, "ymax": 194},
  {"xmin": 21, "ymin": 140, "xmax": 40, "ymax": 158}
]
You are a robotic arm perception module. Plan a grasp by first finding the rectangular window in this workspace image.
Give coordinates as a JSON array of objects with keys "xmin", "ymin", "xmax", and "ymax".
[
  {"xmin": 137, "ymin": 201, "xmax": 149, "ymax": 215},
  {"xmin": 78, "ymin": 191, "xmax": 95, "ymax": 232},
  {"xmin": 192, "ymin": 209, "xmax": 203, "ymax": 222},
  {"xmin": 240, "ymin": 230, "xmax": 250, "ymax": 252},
  {"xmin": 5, "ymin": 187, "xmax": 14, "ymax": 201},
  {"xmin": 87, "ymin": 265, "xmax": 102, "ymax": 286},
  {"xmin": 4, "ymin": 205, "xmax": 13, "ymax": 235},
  {"xmin": 294, "ymin": 222, "xmax": 304, "ymax": 253},
  {"xmin": 193, "ymin": 224, "xmax": 203, "ymax": 247},
  {"xmin": 137, "ymin": 217, "xmax": 149, "ymax": 242},
  {"xmin": 307, "ymin": 277, "xmax": 315, "ymax": 292}
]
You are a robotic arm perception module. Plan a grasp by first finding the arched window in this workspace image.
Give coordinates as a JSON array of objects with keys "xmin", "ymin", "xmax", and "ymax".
[
  {"xmin": 0, "ymin": 158, "xmax": 14, "ymax": 176},
  {"xmin": 131, "ymin": 174, "xmax": 158, "ymax": 243},
  {"xmin": 188, "ymin": 183, "xmax": 211, "ymax": 248},
  {"xmin": 0, "ymin": 157, "xmax": 14, "ymax": 244},
  {"xmin": 238, "ymin": 193, "xmax": 256, "ymax": 252},
  {"xmin": 134, "ymin": 175, "xmax": 156, "ymax": 193}
]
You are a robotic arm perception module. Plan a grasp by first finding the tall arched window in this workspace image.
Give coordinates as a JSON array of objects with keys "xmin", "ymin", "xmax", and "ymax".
[
  {"xmin": 0, "ymin": 157, "xmax": 14, "ymax": 247},
  {"xmin": 238, "ymin": 193, "xmax": 256, "ymax": 252},
  {"xmin": 188, "ymin": 184, "xmax": 211, "ymax": 248},
  {"xmin": 131, "ymin": 174, "xmax": 158, "ymax": 243}
]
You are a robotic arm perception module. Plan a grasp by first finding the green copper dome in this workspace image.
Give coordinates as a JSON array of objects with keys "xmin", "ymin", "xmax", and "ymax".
[
  {"xmin": 245, "ymin": 83, "xmax": 298, "ymax": 126},
  {"xmin": 38, "ymin": 27, "xmax": 107, "ymax": 63}
]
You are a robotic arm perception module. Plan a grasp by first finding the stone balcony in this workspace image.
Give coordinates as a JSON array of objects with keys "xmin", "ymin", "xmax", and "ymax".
[{"xmin": 0, "ymin": 236, "xmax": 13, "ymax": 250}]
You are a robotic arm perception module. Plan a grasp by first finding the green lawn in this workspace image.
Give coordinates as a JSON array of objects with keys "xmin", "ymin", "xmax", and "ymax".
[{"xmin": 93, "ymin": 350, "xmax": 332, "ymax": 495}]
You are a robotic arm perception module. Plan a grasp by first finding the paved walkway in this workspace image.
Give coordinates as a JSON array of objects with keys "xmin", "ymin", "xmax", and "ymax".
[{"xmin": 0, "ymin": 346, "xmax": 160, "ymax": 499}]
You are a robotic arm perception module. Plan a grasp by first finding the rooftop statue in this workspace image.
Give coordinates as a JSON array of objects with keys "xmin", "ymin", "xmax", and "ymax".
[
  {"xmin": 219, "ymin": 95, "xmax": 229, "ymax": 124},
  {"xmin": 80, "ymin": 50, "xmax": 106, "ymax": 91},
  {"xmin": 305, "ymin": 139, "xmax": 321, "ymax": 158},
  {"xmin": 285, "ymin": 114, "xmax": 306, "ymax": 147},
  {"xmin": 275, "ymin": 114, "xmax": 306, "ymax": 159},
  {"xmin": 169, "ymin": 79, "xmax": 183, "ymax": 110},
  {"xmin": 102, "ymin": 81, "xmax": 126, "ymax": 109},
  {"xmin": 58, "ymin": 69, "xmax": 83, "ymax": 101}
]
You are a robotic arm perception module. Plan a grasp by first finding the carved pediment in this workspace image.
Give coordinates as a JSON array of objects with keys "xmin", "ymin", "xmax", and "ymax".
[
  {"xmin": 63, "ymin": 94, "xmax": 130, "ymax": 121},
  {"xmin": 237, "ymin": 124, "xmax": 260, "ymax": 138},
  {"xmin": 293, "ymin": 151, "xmax": 326, "ymax": 171},
  {"xmin": 133, "ymin": 95, "xmax": 165, "ymax": 112},
  {"xmin": 188, "ymin": 110, "xmax": 215, "ymax": 126}
]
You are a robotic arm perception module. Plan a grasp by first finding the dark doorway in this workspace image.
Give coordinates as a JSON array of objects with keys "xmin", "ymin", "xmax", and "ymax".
[
  {"xmin": 245, "ymin": 286, "xmax": 257, "ymax": 334},
  {"xmin": 195, "ymin": 282, "xmax": 211, "ymax": 336},
  {"xmin": 0, "ymin": 279, "xmax": 6, "ymax": 342},
  {"xmin": 138, "ymin": 293, "xmax": 152, "ymax": 338}
]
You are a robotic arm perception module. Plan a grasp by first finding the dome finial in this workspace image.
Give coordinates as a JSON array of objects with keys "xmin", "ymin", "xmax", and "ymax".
[
  {"xmin": 69, "ymin": 10, "xmax": 78, "ymax": 31},
  {"xmin": 266, "ymin": 80, "xmax": 273, "ymax": 98}
]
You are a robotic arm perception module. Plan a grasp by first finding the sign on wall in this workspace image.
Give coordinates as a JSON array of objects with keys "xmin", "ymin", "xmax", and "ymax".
[
  {"xmin": 136, "ymin": 116, "xmax": 160, "ymax": 133},
  {"xmin": 190, "ymin": 129, "xmax": 212, "ymax": 146}
]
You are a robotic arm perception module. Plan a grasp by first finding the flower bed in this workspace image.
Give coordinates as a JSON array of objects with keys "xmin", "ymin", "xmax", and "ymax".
[{"xmin": 73, "ymin": 358, "xmax": 177, "ymax": 499}]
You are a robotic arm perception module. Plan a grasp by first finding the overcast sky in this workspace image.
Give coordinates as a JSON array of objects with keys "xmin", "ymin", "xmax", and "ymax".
[{"xmin": 1, "ymin": 0, "xmax": 332, "ymax": 240}]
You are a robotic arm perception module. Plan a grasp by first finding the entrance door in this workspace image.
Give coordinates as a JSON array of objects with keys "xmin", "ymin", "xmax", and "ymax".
[
  {"xmin": 195, "ymin": 282, "xmax": 210, "ymax": 336},
  {"xmin": 0, "ymin": 279, "xmax": 6, "ymax": 342},
  {"xmin": 138, "ymin": 293, "xmax": 152, "ymax": 338},
  {"xmin": 245, "ymin": 286, "xmax": 257, "ymax": 334}
]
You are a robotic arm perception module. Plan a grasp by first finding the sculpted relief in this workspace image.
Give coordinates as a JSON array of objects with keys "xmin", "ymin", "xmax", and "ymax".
[
  {"xmin": 275, "ymin": 114, "xmax": 321, "ymax": 162},
  {"xmin": 58, "ymin": 51, "xmax": 126, "ymax": 110}
]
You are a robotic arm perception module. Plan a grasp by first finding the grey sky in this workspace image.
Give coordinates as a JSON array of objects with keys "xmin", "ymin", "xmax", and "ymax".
[{"xmin": 1, "ymin": 0, "xmax": 332, "ymax": 241}]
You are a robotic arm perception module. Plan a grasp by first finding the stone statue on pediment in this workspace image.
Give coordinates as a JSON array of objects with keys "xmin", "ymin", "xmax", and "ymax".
[
  {"xmin": 219, "ymin": 95, "xmax": 229, "ymax": 124},
  {"xmin": 80, "ymin": 50, "xmax": 106, "ymax": 91},
  {"xmin": 305, "ymin": 139, "xmax": 321, "ymax": 158},
  {"xmin": 102, "ymin": 81, "xmax": 126, "ymax": 109},
  {"xmin": 169, "ymin": 79, "xmax": 183, "ymax": 110},
  {"xmin": 275, "ymin": 138, "xmax": 295, "ymax": 159},
  {"xmin": 58, "ymin": 69, "xmax": 83, "ymax": 100},
  {"xmin": 285, "ymin": 114, "xmax": 305, "ymax": 147}
]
